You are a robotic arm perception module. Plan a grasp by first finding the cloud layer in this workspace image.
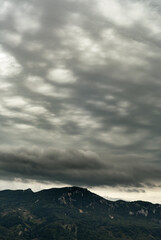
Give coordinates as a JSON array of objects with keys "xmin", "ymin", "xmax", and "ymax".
[
  {"xmin": 0, "ymin": 0, "xmax": 161, "ymax": 188},
  {"xmin": 0, "ymin": 147, "xmax": 161, "ymax": 188}
]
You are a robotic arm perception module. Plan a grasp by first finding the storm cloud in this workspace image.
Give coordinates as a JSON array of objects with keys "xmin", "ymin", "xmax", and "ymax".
[
  {"xmin": 0, "ymin": 0, "xmax": 161, "ymax": 190},
  {"xmin": 0, "ymin": 147, "xmax": 161, "ymax": 188}
]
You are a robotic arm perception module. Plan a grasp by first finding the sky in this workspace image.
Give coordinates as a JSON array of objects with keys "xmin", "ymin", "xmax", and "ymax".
[{"xmin": 0, "ymin": 0, "xmax": 161, "ymax": 203}]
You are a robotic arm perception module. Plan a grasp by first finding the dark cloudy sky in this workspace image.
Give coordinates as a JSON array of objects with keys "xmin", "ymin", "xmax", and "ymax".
[{"xmin": 0, "ymin": 0, "xmax": 161, "ymax": 202}]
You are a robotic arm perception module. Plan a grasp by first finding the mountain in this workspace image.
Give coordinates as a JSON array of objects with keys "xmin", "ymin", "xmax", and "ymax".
[{"xmin": 0, "ymin": 186, "xmax": 161, "ymax": 240}]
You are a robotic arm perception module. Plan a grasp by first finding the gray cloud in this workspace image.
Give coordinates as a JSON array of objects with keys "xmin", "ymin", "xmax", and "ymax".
[
  {"xmin": 0, "ymin": 147, "xmax": 160, "ymax": 188},
  {"xmin": 0, "ymin": 0, "xmax": 161, "ymax": 189},
  {"xmin": 124, "ymin": 188, "xmax": 146, "ymax": 193}
]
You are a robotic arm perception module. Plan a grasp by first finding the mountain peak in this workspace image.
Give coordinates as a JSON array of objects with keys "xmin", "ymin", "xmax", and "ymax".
[{"xmin": 23, "ymin": 188, "xmax": 32, "ymax": 192}]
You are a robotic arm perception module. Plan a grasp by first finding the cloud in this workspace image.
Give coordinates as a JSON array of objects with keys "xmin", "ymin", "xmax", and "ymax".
[
  {"xmin": 0, "ymin": 45, "xmax": 22, "ymax": 77},
  {"xmin": 0, "ymin": 147, "xmax": 160, "ymax": 188},
  {"xmin": 0, "ymin": 0, "xmax": 161, "ymax": 189},
  {"xmin": 125, "ymin": 188, "xmax": 146, "ymax": 193},
  {"xmin": 47, "ymin": 67, "xmax": 76, "ymax": 84}
]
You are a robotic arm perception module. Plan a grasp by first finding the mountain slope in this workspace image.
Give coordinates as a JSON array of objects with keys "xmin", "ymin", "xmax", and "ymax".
[{"xmin": 0, "ymin": 186, "xmax": 161, "ymax": 240}]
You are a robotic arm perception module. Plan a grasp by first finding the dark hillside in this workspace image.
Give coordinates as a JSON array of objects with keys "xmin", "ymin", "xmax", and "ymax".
[{"xmin": 0, "ymin": 187, "xmax": 161, "ymax": 240}]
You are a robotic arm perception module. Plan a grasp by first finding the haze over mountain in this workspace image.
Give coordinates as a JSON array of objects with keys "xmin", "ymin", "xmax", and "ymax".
[{"xmin": 0, "ymin": 0, "xmax": 161, "ymax": 202}]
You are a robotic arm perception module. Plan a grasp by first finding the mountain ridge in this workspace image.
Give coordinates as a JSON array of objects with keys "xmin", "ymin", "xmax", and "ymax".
[{"xmin": 0, "ymin": 186, "xmax": 161, "ymax": 240}]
